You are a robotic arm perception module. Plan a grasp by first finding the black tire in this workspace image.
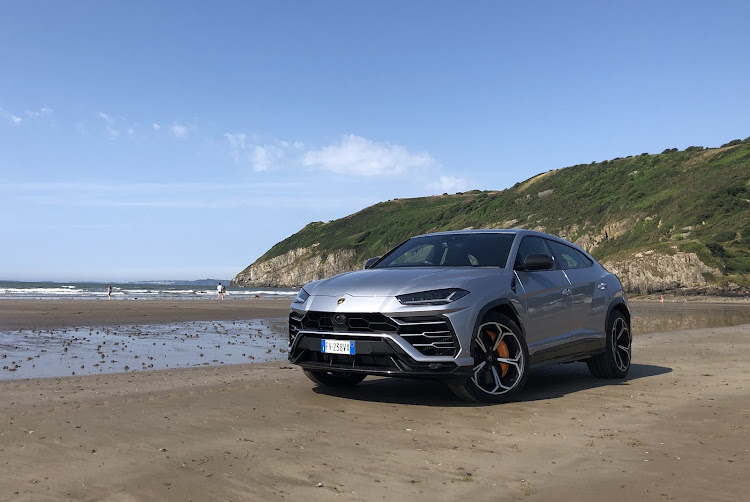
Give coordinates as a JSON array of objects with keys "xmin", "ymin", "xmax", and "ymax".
[
  {"xmin": 587, "ymin": 310, "xmax": 632, "ymax": 379},
  {"xmin": 448, "ymin": 313, "xmax": 529, "ymax": 403},
  {"xmin": 303, "ymin": 370, "xmax": 366, "ymax": 387}
]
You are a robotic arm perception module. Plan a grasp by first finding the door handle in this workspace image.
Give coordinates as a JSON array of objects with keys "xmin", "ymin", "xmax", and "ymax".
[{"xmin": 561, "ymin": 288, "xmax": 572, "ymax": 296}]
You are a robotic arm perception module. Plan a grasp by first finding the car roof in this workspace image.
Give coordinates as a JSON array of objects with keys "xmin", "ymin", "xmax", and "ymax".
[{"xmin": 415, "ymin": 228, "xmax": 550, "ymax": 239}]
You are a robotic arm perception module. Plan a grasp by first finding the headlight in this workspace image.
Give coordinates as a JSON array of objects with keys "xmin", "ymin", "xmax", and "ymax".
[
  {"xmin": 397, "ymin": 288, "xmax": 468, "ymax": 306},
  {"xmin": 293, "ymin": 287, "xmax": 310, "ymax": 304}
]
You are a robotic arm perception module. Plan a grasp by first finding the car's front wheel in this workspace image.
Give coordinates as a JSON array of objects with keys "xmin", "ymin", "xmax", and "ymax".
[
  {"xmin": 303, "ymin": 370, "xmax": 366, "ymax": 387},
  {"xmin": 449, "ymin": 313, "xmax": 529, "ymax": 403},
  {"xmin": 587, "ymin": 310, "xmax": 631, "ymax": 378}
]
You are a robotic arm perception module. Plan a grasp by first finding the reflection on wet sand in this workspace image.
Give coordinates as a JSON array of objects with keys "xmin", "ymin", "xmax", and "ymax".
[
  {"xmin": 0, "ymin": 318, "xmax": 288, "ymax": 380},
  {"xmin": 630, "ymin": 301, "xmax": 750, "ymax": 335}
]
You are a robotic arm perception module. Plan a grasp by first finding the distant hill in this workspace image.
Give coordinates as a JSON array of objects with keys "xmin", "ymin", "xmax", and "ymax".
[{"xmin": 232, "ymin": 138, "xmax": 750, "ymax": 294}]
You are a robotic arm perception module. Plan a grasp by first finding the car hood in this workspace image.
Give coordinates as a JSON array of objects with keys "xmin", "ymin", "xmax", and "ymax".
[{"xmin": 306, "ymin": 267, "xmax": 507, "ymax": 297}]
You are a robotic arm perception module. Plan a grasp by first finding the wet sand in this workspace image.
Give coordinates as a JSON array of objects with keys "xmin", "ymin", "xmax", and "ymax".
[
  {"xmin": 0, "ymin": 298, "xmax": 292, "ymax": 331},
  {"xmin": 1, "ymin": 299, "xmax": 749, "ymax": 501}
]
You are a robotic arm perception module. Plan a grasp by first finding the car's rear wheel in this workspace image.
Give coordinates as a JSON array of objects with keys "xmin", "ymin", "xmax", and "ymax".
[
  {"xmin": 303, "ymin": 370, "xmax": 366, "ymax": 387},
  {"xmin": 587, "ymin": 310, "xmax": 631, "ymax": 378},
  {"xmin": 449, "ymin": 313, "xmax": 529, "ymax": 403}
]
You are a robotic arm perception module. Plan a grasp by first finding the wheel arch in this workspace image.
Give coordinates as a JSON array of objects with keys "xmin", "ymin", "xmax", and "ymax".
[
  {"xmin": 470, "ymin": 299, "xmax": 525, "ymax": 357},
  {"xmin": 606, "ymin": 299, "xmax": 631, "ymax": 328}
]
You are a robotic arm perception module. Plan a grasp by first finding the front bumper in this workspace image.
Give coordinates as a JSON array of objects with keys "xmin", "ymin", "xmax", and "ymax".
[{"xmin": 288, "ymin": 310, "xmax": 472, "ymax": 379}]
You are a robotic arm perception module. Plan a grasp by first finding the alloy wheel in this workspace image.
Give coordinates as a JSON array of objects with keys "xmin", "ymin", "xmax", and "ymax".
[
  {"xmin": 471, "ymin": 321, "xmax": 525, "ymax": 395},
  {"xmin": 611, "ymin": 316, "xmax": 631, "ymax": 372}
]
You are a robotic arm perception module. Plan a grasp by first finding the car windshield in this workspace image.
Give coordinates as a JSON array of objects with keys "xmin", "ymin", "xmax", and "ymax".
[{"xmin": 374, "ymin": 233, "xmax": 515, "ymax": 268}]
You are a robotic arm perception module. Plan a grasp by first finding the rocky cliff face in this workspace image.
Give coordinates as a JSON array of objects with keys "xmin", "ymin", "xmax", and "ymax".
[
  {"xmin": 231, "ymin": 246, "xmax": 359, "ymax": 288},
  {"xmin": 232, "ymin": 242, "xmax": 722, "ymax": 294},
  {"xmin": 602, "ymin": 250, "xmax": 721, "ymax": 295}
]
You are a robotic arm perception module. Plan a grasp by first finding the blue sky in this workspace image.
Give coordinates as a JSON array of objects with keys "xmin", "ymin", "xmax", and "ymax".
[{"xmin": 1, "ymin": 1, "xmax": 748, "ymax": 282}]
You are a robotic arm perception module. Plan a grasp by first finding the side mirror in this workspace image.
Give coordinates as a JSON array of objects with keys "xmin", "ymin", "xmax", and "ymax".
[
  {"xmin": 364, "ymin": 256, "xmax": 381, "ymax": 269},
  {"xmin": 518, "ymin": 253, "xmax": 555, "ymax": 271}
]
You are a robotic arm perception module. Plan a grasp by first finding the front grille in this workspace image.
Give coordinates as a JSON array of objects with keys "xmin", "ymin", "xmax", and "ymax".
[
  {"xmin": 289, "ymin": 311, "xmax": 303, "ymax": 345},
  {"xmin": 301, "ymin": 312, "xmax": 397, "ymax": 333},
  {"xmin": 290, "ymin": 311, "xmax": 457, "ymax": 357},
  {"xmin": 391, "ymin": 316, "xmax": 456, "ymax": 356}
]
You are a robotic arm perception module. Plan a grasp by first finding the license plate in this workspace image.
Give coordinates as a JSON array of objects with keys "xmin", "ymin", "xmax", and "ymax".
[{"xmin": 321, "ymin": 339, "xmax": 355, "ymax": 355}]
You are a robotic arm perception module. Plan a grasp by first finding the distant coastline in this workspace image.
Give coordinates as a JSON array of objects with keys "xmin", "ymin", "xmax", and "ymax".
[{"xmin": 0, "ymin": 280, "xmax": 297, "ymax": 300}]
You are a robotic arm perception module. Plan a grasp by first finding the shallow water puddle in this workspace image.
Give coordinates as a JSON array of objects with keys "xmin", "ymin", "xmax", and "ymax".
[{"xmin": 0, "ymin": 318, "xmax": 288, "ymax": 380}]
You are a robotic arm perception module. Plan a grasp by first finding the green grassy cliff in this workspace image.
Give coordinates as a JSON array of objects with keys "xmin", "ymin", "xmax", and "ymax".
[{"xmin": 234, "ymin": 138, "xmax": 750, "ymax": 292}]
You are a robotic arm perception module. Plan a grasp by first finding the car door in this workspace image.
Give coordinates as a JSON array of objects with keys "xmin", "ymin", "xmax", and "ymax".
[
  {"xmin": 547, "ymin": 240, "xmax": 597, "ymax": 338},
  {"xmin": 512, "ymin": 236, "xmax": 573, "ymax": 356}
]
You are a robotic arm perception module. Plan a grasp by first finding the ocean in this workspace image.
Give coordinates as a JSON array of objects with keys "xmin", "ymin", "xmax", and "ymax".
[{"xmin": 0, "ymin": 281, "xmax": 298, "ymax": 300}]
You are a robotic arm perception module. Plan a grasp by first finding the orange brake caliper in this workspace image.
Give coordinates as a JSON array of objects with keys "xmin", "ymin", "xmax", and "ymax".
[{"xmin": 487, "ymin": 330, "xmax": 510, "ymax": 377}]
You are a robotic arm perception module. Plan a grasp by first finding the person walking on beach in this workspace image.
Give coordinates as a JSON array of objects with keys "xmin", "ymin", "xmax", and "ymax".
[
  {"xmin": 217, "ymin": 283, "xmax": 225, "ymax": 300},
  {"xmin": 107, "ymin": 285, "xmax": 112, "ymax": 300}
]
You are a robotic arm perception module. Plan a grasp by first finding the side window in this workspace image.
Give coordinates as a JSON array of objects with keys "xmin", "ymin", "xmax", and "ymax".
[
  {"xmin": 515, "ymin": 236, "xmax": 555, "ymax": 269},
  {"xmin": 548, "ymin": 241, "xmax": 593, "ymax": 270}
]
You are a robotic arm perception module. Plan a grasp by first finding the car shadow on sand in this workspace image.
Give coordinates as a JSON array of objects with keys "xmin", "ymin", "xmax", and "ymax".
[{"xmin": 310, "ymin": 362, "xmax": 672, "ymax": 407}]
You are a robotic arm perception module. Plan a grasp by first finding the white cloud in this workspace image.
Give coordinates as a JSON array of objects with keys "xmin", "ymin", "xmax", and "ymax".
[
  {"xmin": 1, "ymin": 107, "xmax": 23, "ymax": 124},
  {"xmin": 427, "ymin": 175, "xmax": 470, "ymax": 194},
  {"xmin": 170, "ymin": 123, "xmax": 189, "ymax": 138},
  {"xmin": 302, "ymin": 134, "xmax": 433, "ymax": 176},
  {"xmin": 2, "ymin": 106, "xmax": 53, "ymax": 124},
  {"xmin": 153, "ymin": 123, "xmax": 160, "ymax": 131},
  {"xmin": 26, "ymin": 107, "xmax": 53, "ymax": 119},
  {"xmin": 97, "ymin": 112, "xmax": 119, "ymax": 139},
  {"xmin": 224, "ymin": 133, "xmax": 300, "ymax": 171},
  {"xmin": 251, "ymin": 145, "xmax": 285, "ymax": 172},
  {"xmin": 224, "ymin": 132, "xmax": 248, "ymax": 163}
]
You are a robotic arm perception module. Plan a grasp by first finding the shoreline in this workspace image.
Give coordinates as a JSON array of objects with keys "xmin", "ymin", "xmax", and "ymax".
[{"xmin": 0, "ymin": 297, "xmax": 292, "ymax": 331}]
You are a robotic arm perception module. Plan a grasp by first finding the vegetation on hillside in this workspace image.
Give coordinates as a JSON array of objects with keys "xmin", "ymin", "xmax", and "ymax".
[{"xmin": 243, "ymin": 138, "xmax": 750, "ymax": 287}]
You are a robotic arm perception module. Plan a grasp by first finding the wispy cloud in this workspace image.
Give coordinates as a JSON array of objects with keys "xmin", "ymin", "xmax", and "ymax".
[
  {"xmin": 303, "ymin": 135, "xmax": 434, "ymax": 176},
  {"xmin": 25, "ymin": 106, "xmax": 53, "ymax": 119},
  {"xmin": 170, "ymin": 123, "xmax": 189, "ymax": 138},
  {"xmin": 224, "ymin": 134, "xmax": 302, "ymax": 171},
  {"xmin": 2, "ymin": 106, "xmax": 53, "ymax": 125},
  {"xmin": 3, "ymin": 181, "xmax": 305, "ymax": 192},
  {"xmin": 1, "ymin": 107, "xmax": 23, "ymax": 124},
  {"xmin": 224, "ymin": 132, "xmax": 248, "ymax": 162},
  {"xmin": 251, "ymin": 144, "xmax": 286, "ymax": 172},
  {"xmin": 1, "ymin": 181, "xmax": 366, "ymax": 210},
  {"xmin": 427, "ymin": 175, "xmax": 470, "ymax": 194},
  {"xmin": 98, "ymin": 111, "xmax": 120, "ymax": 139}
]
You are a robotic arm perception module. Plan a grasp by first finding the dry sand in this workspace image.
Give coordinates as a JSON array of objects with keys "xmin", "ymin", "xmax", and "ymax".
[{"xmin": 1, "ymin": 300, "xmax": 749, "ymax": 501}]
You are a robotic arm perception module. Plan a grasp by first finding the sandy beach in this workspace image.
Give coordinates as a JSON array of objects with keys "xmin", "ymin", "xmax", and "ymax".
[
  {"xmin": 0, "ymin": 298, "xmax": 292, "ymax": 331},
  {"xmin": 1, "ymin": 299, "xmax": 749, "ymax": 501}
]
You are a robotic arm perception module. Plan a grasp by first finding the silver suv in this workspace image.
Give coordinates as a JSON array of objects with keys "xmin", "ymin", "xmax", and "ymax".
[{"xmin": 288, "ymin": 229, "xmax": 631, "ymax": 402}]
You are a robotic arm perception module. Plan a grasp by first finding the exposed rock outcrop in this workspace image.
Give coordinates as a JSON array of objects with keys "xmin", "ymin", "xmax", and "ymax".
[
  {"xmin": 602, "ymin": 250, "xmax": 721, "ymax": 295},
  {"xmin": 231, "ymin": 246, "xmax": 358, "ymax": 288}
]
